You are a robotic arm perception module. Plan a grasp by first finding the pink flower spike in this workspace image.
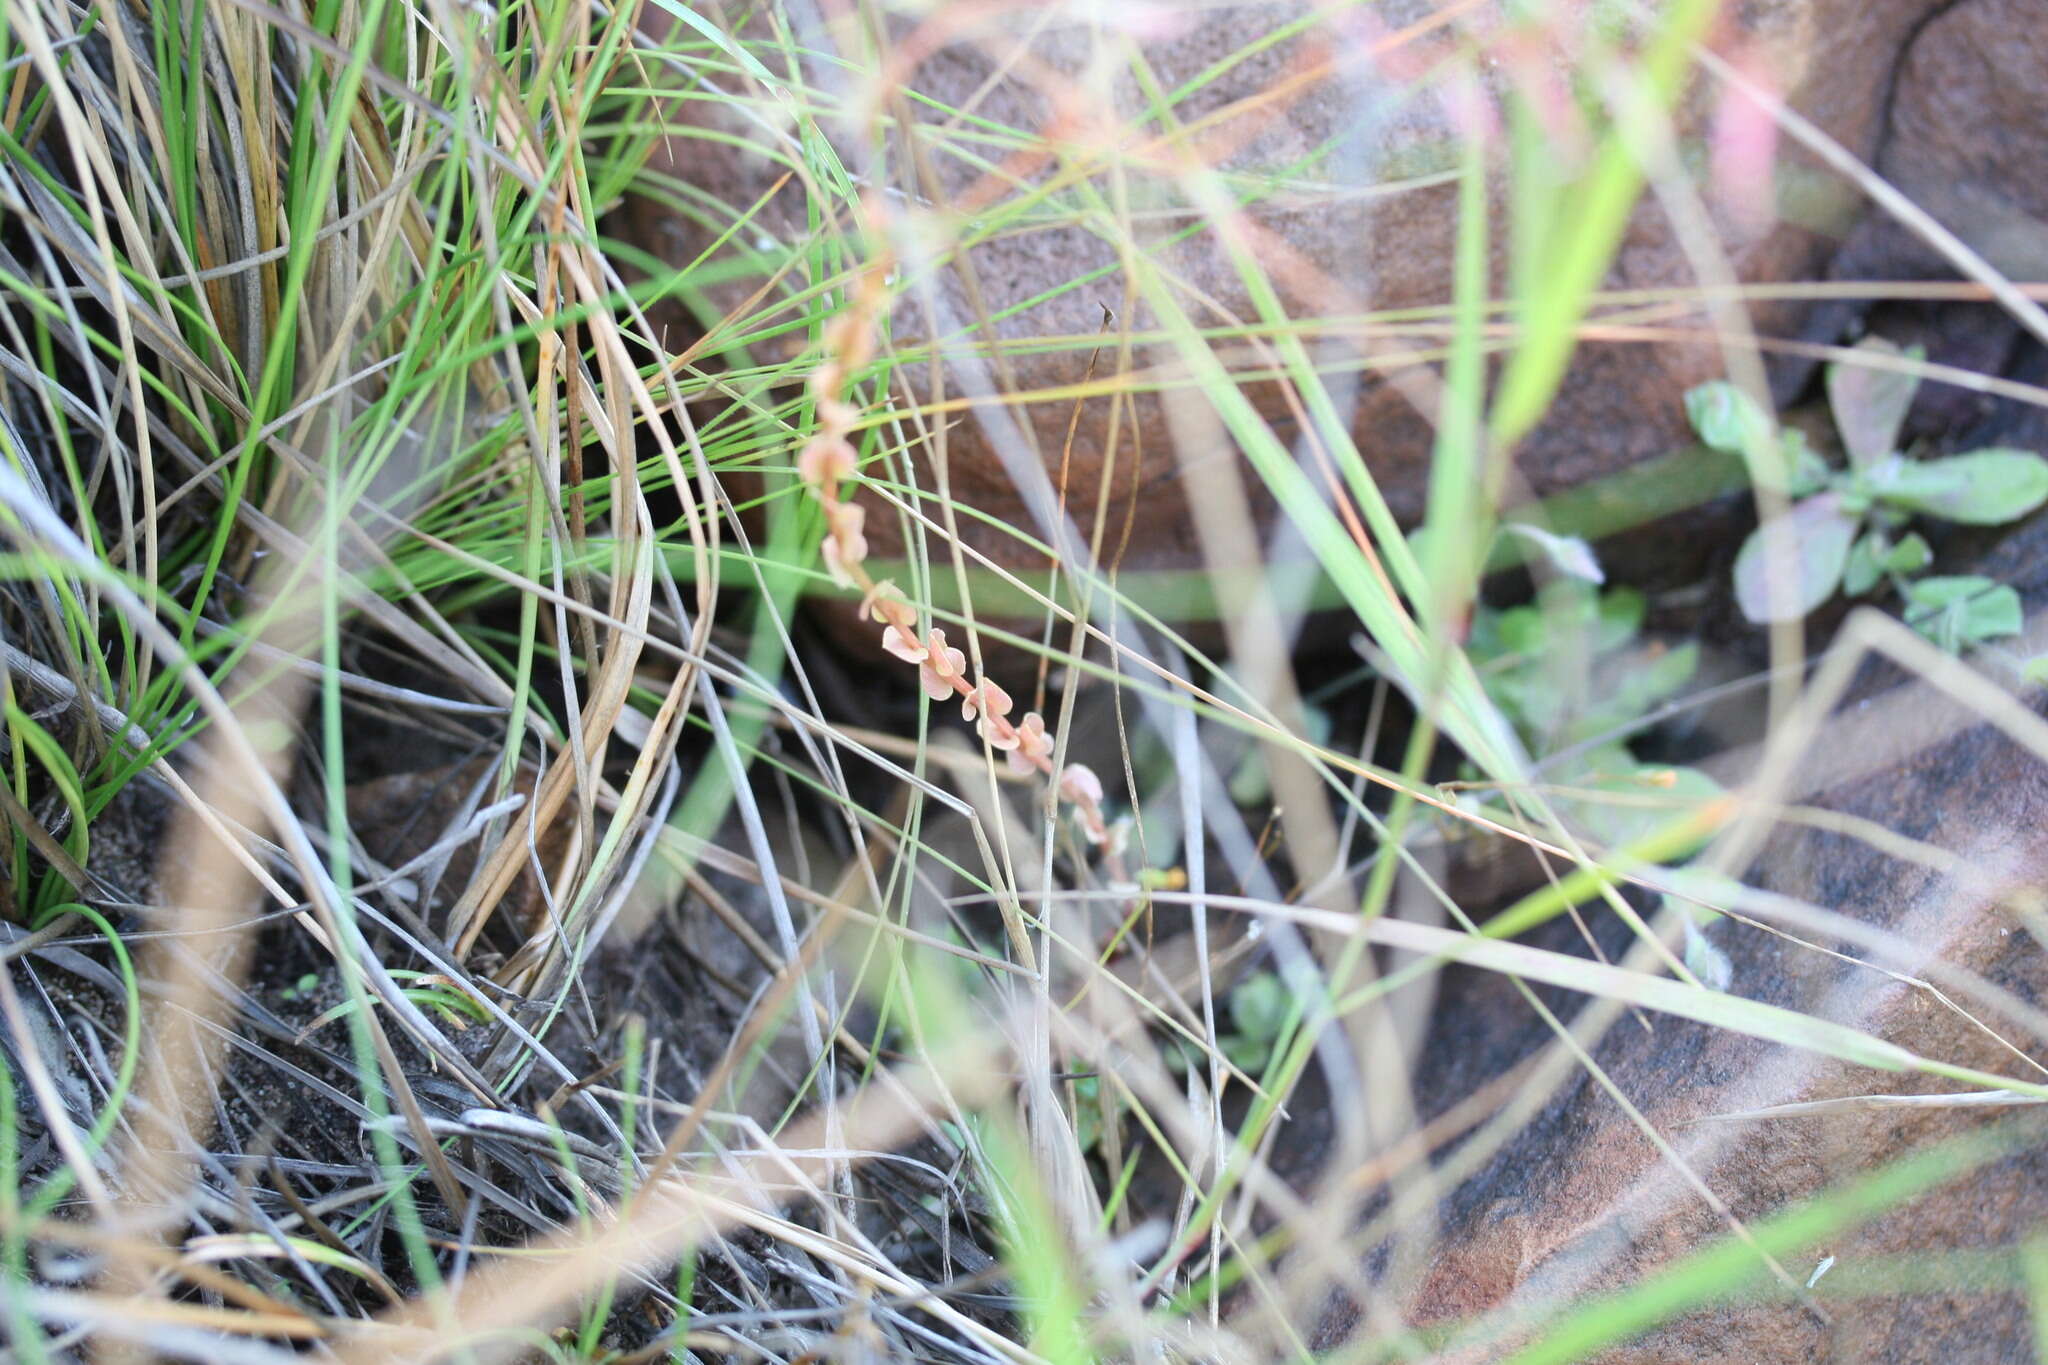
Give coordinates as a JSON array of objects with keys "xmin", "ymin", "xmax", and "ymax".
[
  {"xmin": 881, "ymin": 623, "xmax": 926, "ymax": 664},
  {"xmin": 918, "ymin": 629, "xmax": 966, "ymax": 701}
]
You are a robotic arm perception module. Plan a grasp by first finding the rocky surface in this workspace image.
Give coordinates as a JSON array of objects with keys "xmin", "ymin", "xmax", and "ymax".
[
  {"xmin": 1854, "ymin": 0, "xmax": 2048, "ymax": 285},
  {"xmin": 636, "ymin": 0, "xmax": 1965, "ymax": 605}
]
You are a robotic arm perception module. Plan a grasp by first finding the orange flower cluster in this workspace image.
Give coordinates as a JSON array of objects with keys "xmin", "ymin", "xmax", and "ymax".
[{"xmin": 794, "ymin": 263, "xmax": 1110, "ymax": 849}]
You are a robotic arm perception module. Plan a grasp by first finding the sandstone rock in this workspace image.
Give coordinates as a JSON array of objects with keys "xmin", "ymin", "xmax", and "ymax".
[
  {"xmin": 635, "ymin": 0, "xmax": 1944, "ymax": 612},
  {"xmin": 1861, "ymin": 0, "xmax": 2048, "ymax": 283},
  {"xmin": 1818, "ymin": 0, "xmax": 2048, "ymax": 457}
]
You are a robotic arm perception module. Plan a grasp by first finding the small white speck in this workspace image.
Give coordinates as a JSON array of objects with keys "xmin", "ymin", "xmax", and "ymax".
[{"xmin": 1806, "ymin": 1254, "xmax": 1835, "ymax": 1289}]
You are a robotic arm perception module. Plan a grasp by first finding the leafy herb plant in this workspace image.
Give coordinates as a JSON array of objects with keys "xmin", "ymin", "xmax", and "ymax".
[
  {"xmin": 1685, "ymin": 337, "xmax": 2048, "ymax": 649},
  {"xmin": 1166, "ymin": 970, "xmax": 1293, "ymax": 1075},
  {"xmin": 1465, "ymin": 581, "xmax": 1717, "ymax": 847}
]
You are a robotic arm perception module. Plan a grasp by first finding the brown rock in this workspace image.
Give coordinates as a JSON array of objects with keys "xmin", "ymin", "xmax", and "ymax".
[
  {"xmin": 1296, "ymin": 508, "xmax": 2048, "ymax": 1360},
  {"xmin": 632, "ymin": 0, "xmax": 1942, "ymax": 612},
  {"xmin": 1814, "ymin": 0, "xmax": 2048, "ymax": 441},
  {"xmin": 1866, "ymin": 0, "xmax": 2048, "ymax": 282}
]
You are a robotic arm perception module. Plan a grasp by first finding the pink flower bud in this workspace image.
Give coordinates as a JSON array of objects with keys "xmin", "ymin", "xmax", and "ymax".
[
  {"xmin": 1006, "ymin": 711, "xmax": 1053, "ymax": 774},
  {"xmin": 1062, "ymin": 760, "xmax": 1112, "ymax": 846},
  {"xmin": 821, "ymin": 537, "xmax": 856, "ymax": 588},
  {"xmin": 813, "ymin": 397, "xmax": 859, "ymax": 437},
  {"xmin": 881, "ymin": 623, "xmax": 927, "ymax": 663},
  {"xmin": 824, "ymin": 314, "xmax": 874, "ymax": 375},
  {"xmin": 808, "ymin": 364, "xmax": 843, "ymax": 404},
  {"xmin": 796, "ymin": 435, "xmax": 857, "ymax": 489},
  {"xmin": 1058, "ymin": 763, "xmax": 1104, "ymax": 808},
  {"xmin": 918, "ymin": 629, "xmax": 966, "ymax": 701},
  {"xmin": 961, "ymin": 678, "xmax": 1012, "ymax": 725},
  {"xmin": 977, "ymin": 712, "xmax": 1021, "ymax": 752},
  {"xmin": 821, "ymin": 501, "xmax": 867, "ymax": 587},
  {"xmin": 860, "ymin": 578, "xmax": 902, "ymax": 623}
]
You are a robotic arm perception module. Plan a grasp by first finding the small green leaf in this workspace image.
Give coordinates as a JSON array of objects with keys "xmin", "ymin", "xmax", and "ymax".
[
  {"xmin": 1869, "ymin": 449, "xmax": 2048, "ymax": 525},
  {"xmin": 1633, "ymin": 639, "xmax": 1699, "ymax": 707},
  {"xmin": 1594, "ymin": 586, "xmax": 1646, "ymax": 652},
  {"xmin": 1228, "ymin": 704, "xmax": 1331, "ymax": 805},
  {"xmin": 244, "ymin": 718, "xmax": 297, "ymax": 753},
  {"xmin": 1957, "ymin": 584, "xmax": 2021, "ymax": 644},
  {"xmin": 1842, "ymin": 531, "xmax": 1885, "ymax": 596},
  {"xmin": 1497, "ymin": 604, "xmax": 1546, "ymax": 656},
  {"xmin": 1685, "ymin": 381, "xmax": 1775, "ymax": 457},
  {"xmin": 1069, "ymin": 1077, "xmax": 1102, "ymax": 1153},
  {"xmin": 1502, "ymin": 522, "xmax": 1605, "ymax": 584},
  {"xmin": 1221, "ymin": 1035, "xmax": 1272, "ymax": 1073},
  {"xmin": 1230, "ymin": 972, "xmax": 1290, "ymax": 1044},
  {"xmin": 1227, "ymin": 755, "xmax": 1271, "ymax": 807},
  {"xmin": 1732, "ymin": 494, "xmax": 1858, "ymax": 624},
  {"xmin": 1570, "ymin": 764, "xmax": 1723, "ymax": 851},
  {"xmin": 1882, "ymin": 531, "xmax": 1932, "ymax": 573},
  {"xmin": 1826, "ymin": 336, "xmax": 1923, "ymax": 468},
  {"xmin": 1782, "ymin": 429, "xmax": 1832, "ymax": 497},
  {"xmin": 1466, "ymin": 604, "xmax": 1507, "ymax": 659},
  {"xmin": 2022, "ymin": 656, "xmax": 2048, "ymax": 687},
  {"xmin": 1680, "ymin": 914, "xmax": 1733, "ymax": 992},
  {"xmin": 1902, "ymin": 575, "xmax": 2024, "ymax": 651}
]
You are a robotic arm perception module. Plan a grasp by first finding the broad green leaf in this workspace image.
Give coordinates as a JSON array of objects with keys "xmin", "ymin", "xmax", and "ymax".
[
  {"xmin": 1869, "ymin": 449, "xmax": 2048, "ymax": 524},
  {"xmin": 1733, "ymin": 494, "xmax": 1858, "ymax": 624},
  {"xmin": 1903, "ymin": 575, "xmax": 2024, "ymax": 650},
  {"xmin": 1826, "ymin": 336, "xmax": 1923, "ymax": 468},
  {"xmin": 1685, "ymin": 381, "xmax": 1776, "ymax": 458}
]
